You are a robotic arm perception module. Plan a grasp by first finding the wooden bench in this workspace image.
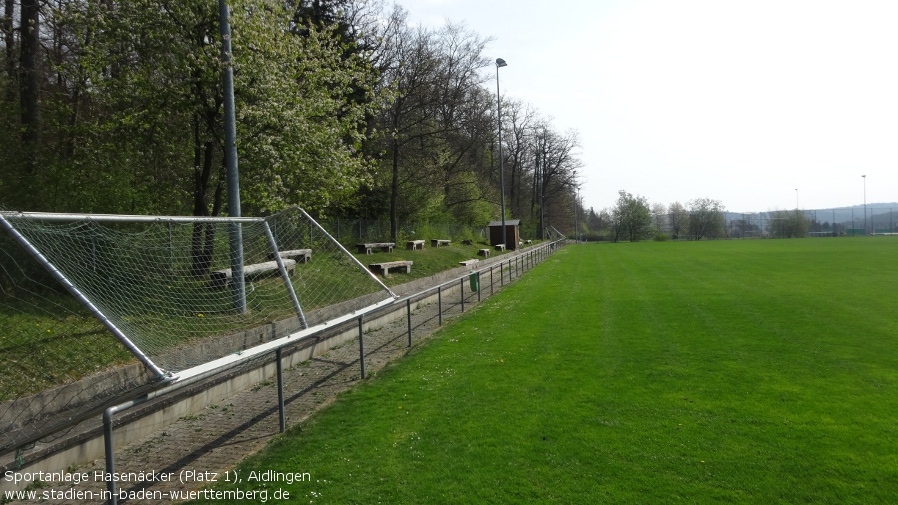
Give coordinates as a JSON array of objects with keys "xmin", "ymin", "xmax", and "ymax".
[
  {"xmin": 462, "ymin": 239, "xmax": 473, "ymax": 245},
  {"xmin": 494, "ymin": 244, "xmax": 506, "ymax": 251},
  {"xmin": 357, "ymin": 242, "xmax": 395, "ymax": 254},
  {"xmin": 406, "ymin": 240, "xmax": 425, "ymax": 250},
  {"xmin": 478, "ymin": 248, "xmax": 491, "ymax": 258},
  {"xmin": 268, "ymin": 248, "xmax": 312, "ymax": 263},
  {"xmin": 430, "ymin": 239, "xmax": 451, "ymax": 247},
  {"xmin": 459, "ymin": 259, "xmax": 479, "ymax": 267},
  {"xmin": 369, "ymin": 260, "xmax": 413, "ymax": 276},
  {"xmin": 210, "ymin": 259, "xmax": 296, "ymax": 289}
]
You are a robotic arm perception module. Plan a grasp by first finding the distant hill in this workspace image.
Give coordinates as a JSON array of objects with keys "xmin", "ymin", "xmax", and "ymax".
[{"xmin": 725, "ymin": 203, "xmax": 898, "ymax": 229}]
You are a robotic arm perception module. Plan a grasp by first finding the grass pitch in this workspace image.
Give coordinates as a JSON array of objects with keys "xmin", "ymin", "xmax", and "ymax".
[{"xmin": 192, "ymin": 238, "xmax": 898, "ymax": 504}]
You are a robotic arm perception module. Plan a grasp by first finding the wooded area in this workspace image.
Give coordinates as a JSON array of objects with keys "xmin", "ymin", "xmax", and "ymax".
[{"xmin": 0, "ymin": 0, "xmax": 584, "ymax": 241}]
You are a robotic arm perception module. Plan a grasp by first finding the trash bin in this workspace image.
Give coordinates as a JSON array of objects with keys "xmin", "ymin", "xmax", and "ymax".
[{"xmin": 469, "ymin": 271, "xmax": 480, "ymax": 292}]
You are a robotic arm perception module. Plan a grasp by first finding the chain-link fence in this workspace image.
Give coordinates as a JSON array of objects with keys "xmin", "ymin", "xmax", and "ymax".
[
  {"xmin": 316, "ymin": 218, "xmax": 548, "ymax": 245},
  {"xmin": 726, "ymin": 208, "xmax": 898, "ymax": 238}
]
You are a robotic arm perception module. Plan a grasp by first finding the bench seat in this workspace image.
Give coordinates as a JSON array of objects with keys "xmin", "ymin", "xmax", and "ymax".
[
  {"xmin": 357, "ymin": 242, "xmax": 396, "ymax": 254},
  {"xmin": 369, "ymin": 260, "xmax": 413, "ymax": 276},
  {"xmin": 210, "ymin": 259, "xmax": 296, "ymax": 289},
  {"xmin": 268, "ymin": 249, "xmax": 311, "ymax": 263}
]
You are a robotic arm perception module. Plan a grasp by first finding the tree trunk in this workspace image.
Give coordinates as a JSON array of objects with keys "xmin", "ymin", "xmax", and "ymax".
[
  {"xmin": 190, "ymin": 114, "xmax": 217, "ymax": 276},
  {"xmin": 3, "ymin": 0, "xmax": 14, "ymax": 95},
  {"xmin": 389, "ymin": 136, "xmax": 400, "ymax": 242},
  {"xmin": 16, "ymin": 0, "xmax": 40, "ymax": 204},
  {"xmin": 19, "ymin": 0, "xmax": 40, "ymax": 145}
]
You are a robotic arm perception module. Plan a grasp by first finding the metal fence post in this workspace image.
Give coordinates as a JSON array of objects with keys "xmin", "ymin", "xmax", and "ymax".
[
  {"xmin": 460, "ymin": 278, "xmax": 465, "ymax": 312},
  {"xmin": 407, "ymin": 298, "xmax": 412, "ymax": 347},
  {"xmin": 103, "ymin": 410, "xmax": 118, "ymax": 504},
  {"xmin": 438, "ymin": 286, "xmax": 443, "ymax": 326},
  {"xmin": 276, "ymin": 348, "xmax": 286, "ymax": 433},
  {"xmin": 357, "ymin": 316, "xmax": 366, "ymax": 379}
]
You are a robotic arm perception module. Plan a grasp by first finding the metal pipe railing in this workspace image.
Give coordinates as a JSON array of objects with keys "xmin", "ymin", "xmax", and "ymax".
[{"xmin": 97, "ymin": 239, "xmax": 564, "ymax": 502}]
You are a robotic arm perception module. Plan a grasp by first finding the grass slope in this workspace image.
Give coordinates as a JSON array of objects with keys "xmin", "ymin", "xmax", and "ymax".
[
  {"xmin": 1, "ymin": 241, "xmax": 514, "ymax": 400},
  {"xmin": 193, "ymin": 239, "xmax": 898, "ymax": 504}
]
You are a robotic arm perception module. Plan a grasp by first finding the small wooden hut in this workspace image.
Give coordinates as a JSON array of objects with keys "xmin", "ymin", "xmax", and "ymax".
[{"xmin": 488, "ymin": 219, "xmax": 521, "ymax": 250}]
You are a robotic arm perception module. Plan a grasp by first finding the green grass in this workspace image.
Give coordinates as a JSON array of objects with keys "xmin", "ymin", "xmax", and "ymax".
[
  {"xmin": 192, "ymin": 238, "xmax": 898, "ymax": 504},
  {"xmin": 0, "ymin": 296, "xmax": 134, "ymax": 401},
  {"xmin": 350, "ymin": 239, "xmax": 508, "ymax": 285}
]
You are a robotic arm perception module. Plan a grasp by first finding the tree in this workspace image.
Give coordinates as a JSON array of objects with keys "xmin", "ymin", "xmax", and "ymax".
[
  {"xmin": 611, "ymin": 190, "xmax": 652, "ymax": 242},
  {"xmin": 687, "ymin": 197, "xmax": 726, "ymax": 240},
  {"xmin": 668, "ymin": 201, "xmax": 688, "ymax": 239},
  {"xmin": 503, "ymin": 98, "xmax": 536, "ymax": 220},
  {"xmin": 233, "ymin": 2, "xmax": 378, "ymax": 214},
  {"xmin": 584, "ymin": 207, "xmax": 611, "ymax": 240},
  {"xmin": 5, "ymin": 0, "xmax": 377, "ymax": 217},
  {"xmin": 373, "ymin": 13, "xmax": 442, "ymax": 239},
  {"xmin": 651, "ymin": 202, "xmax": 667, "ymax": 236},
  {"xmin": 532, "ymin": 120, "xmax": 581, "ymax": 239},
  {"xmin": 372, "ymin": 14, "xmax": 496, "ymax": 239}
]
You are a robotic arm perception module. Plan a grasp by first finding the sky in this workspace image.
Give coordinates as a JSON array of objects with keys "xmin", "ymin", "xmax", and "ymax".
[{"xmin": 397, "ymin": 0, "xmax": 898, "ymax": 213}]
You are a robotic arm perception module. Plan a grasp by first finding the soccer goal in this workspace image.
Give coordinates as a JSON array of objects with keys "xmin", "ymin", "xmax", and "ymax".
[{"xmin": 0, "ymin": 207, "xmax": 395, "ymax": 453}]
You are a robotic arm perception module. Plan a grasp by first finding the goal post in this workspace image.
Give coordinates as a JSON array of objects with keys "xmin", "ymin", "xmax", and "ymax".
[{"xmin": 0, "ymin": 206, "xmax": 396, "ymax": 453}]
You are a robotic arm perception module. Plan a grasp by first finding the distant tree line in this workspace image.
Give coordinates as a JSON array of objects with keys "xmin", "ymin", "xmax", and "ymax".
[
  {"xmin": 578, "ymin": 192, "xmax": 727, "ymax": 242},
  {"xmin": 0, "ymin": 0, "xmax": 582, "ymax": 242}
]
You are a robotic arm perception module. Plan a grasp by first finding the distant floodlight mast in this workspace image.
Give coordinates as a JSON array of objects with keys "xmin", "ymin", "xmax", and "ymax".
[
  {"xmin": 496, "ymin": 58, "xmax": 507, "ymax": 248},
  {"xmin": 862, "ymin": 175, "xmax": 867, "ymax": 235}
]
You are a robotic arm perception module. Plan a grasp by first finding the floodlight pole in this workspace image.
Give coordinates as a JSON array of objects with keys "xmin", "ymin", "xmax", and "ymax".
[
  {"xmin": 496, "ymin": 58, "xmax": 507, "ymax": 248},
  {"xmin": 219, "ymin": 0, "xmax": 246, "ymax": 313}
]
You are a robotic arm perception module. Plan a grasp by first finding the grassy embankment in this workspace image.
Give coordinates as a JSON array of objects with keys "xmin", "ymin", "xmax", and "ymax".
[{"xmin": 193, "ymin": 238, "xmax": 898, "ymax": 504}]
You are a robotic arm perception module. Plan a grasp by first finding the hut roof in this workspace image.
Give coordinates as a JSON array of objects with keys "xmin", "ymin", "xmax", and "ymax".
[{"xmin": 487, "ymin": 220, "xmax": 521, "ymax": 227}]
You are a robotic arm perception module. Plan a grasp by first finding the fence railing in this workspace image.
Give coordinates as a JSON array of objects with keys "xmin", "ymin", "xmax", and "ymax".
[
  {"xmin": 97, "ymin": 238, "xmax": 564, "ymax": 502},
  {"xmin": 1, "ymin": 204, "xmax": 564, "ymax": 500}
]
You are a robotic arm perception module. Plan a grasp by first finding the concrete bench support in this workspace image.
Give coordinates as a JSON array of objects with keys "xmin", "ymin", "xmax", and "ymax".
[{"xmin": 369, "ymin": 260, "xmax": 413, "ymax": 276}]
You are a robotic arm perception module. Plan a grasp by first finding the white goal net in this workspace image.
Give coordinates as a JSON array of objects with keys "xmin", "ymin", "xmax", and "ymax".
[{"xmin": 1, "ymin": 207, "xmax": 395, "ymax": 453}]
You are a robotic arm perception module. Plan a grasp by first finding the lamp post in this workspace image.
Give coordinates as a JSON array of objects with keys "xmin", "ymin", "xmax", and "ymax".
[
  {"xmin": 218, "ymin": 0, "xmax": 245, "ymax": 313},
  {"xmin": 795, "ymin": 188, "xmax": 798, "ymax": 209},
  {"xmin": 862, "ymin": 175, "xmax": 867, "ymax": 235},
  {"xmin": 496, "ymin": 58, "xmax": 507, "ymax": 248}
]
